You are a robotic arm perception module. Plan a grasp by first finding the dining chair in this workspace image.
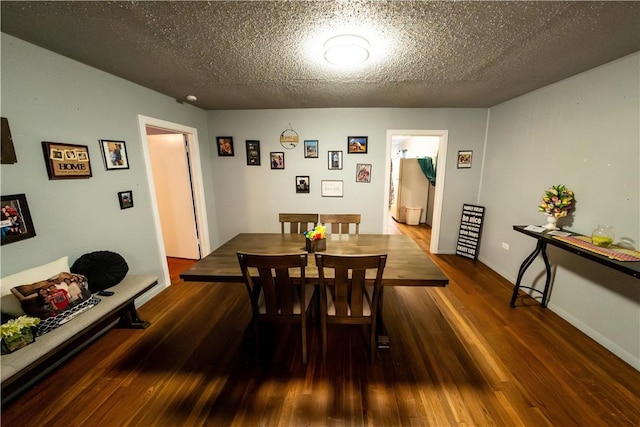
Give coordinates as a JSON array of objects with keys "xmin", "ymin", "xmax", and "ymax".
[
  {"xmin": 314, "ymin": 253, "xmax": 387, "ymax": 363},
  {"xmin": 237, "ymin": 252, "xmax": 314, "ymax": 364},
  {"xmin": 319, "ymin": 213, "xmax": 361, "ymax": 235},
  {"xmin": 279, "ymin": 213, "xmax": 319, "ymax": 234}
]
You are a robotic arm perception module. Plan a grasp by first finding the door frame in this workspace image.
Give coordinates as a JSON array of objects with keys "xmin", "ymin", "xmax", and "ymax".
[
  {"xmin": 384, "ymin": 129, "xmax": 448, "ymax": 254},
  {"xmin": 137, "ymin": 115, "xmax": 211, "ymax": 286}
]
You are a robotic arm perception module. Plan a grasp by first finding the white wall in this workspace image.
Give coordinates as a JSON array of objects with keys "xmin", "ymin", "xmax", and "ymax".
[
  {"xmin": 206, "ymin": 108, "xmax": 488, "ymax": 248},
  {"xmin": 479, "ymin": 53, "xmax": 640, "ymax": 369},
  {"xmin": 0, "ymin": 34, "xmax": 214, "ymax": 286}
]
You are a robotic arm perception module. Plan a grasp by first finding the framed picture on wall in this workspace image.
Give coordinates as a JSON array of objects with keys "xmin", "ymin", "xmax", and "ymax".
[
  {"xmin": 356, "ymin": 163, "xmax": 371, "ymax": 183},
  {"xmin": 304, "ymin": 140, "xmax": 318, "ymax": 158},
  {"xmin": 1, "ymin": 193, "xmax": 36, "ymax": 245},
  {"xmin": 100, "ymin": 139, "xmax": 129, "ymax": 170},
  {"xmin": 296, "ymin": 176, "xmax": 310, "ymax": 193},
  {"xmin": 246, "ymin": 140, "xmax": 260, "ymax": 165},
  {"xmin": 118, "ymin": 190, "xmax": 134, "ymax": 209},
  {"xmin": 216, "ymin": 136, "xmax": 234, "ymax": 156},
  {"xmin": 270, "ymin": 152, "xmax": 285, "ymax": 169},
  {"xmin": 328, "ymin": 150, "xmax": 342, "ymax": 170},
  {"xmin": 42, "ymin": 141, "xmax": 92, "ymax": 179},
  {"xmin": 347, "ymin": 136, "xmax": 368, "ymax": 153},
  {"xmin": 457, "ymin": 150, "xmax": 473, "ymax": 168},
  {"xmin": 321, "ymin": 180, "xmax": 343, "ymax": 197}
]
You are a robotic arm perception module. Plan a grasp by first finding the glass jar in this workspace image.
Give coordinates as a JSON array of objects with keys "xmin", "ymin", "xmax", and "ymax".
[{"xmin": 591, "ymin": 225, "xmax": 615, "ymax": 247}]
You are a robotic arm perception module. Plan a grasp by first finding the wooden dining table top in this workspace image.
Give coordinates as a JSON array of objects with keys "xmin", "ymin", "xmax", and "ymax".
[{"xmin": 180, "ymin": 233, "xmax": 449, "ymax": 287}]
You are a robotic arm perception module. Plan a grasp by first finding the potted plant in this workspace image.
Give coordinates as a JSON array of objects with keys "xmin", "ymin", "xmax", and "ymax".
[
  {"xmin": 1, "ymin": 315, "xmax": 40, "ymax": 354},
  {"xmin": 303, "ymin": 225, "xmax": 327, "ymax": 253},
  {"xmin": 538, "ymin": 184, "xmax": 574, "ymax": 230}
]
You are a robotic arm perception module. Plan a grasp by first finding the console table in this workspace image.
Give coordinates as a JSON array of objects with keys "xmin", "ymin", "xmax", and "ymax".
[{"xmin": 510, "ymin": 225, "xmax": 640, "ymax": 307}]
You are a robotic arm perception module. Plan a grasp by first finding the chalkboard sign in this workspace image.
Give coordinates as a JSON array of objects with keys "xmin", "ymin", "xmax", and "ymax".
[{"xmin": 456, "ymin": 204, "xmax": 485, "ymax": 260}]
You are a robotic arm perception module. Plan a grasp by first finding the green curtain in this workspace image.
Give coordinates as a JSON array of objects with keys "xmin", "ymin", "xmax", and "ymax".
[{"xmin": 417, "ymin": 157, "xmax": 436, "ymax": 186}]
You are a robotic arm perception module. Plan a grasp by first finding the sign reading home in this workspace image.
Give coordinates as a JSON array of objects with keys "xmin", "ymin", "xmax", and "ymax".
[
  {"xmin": 456, "ymin": 204, "xmax": 485, "ymax": 260},
  {"xmin": 42, "ymin": 141, "xmax": 92, "ymax": 179}
]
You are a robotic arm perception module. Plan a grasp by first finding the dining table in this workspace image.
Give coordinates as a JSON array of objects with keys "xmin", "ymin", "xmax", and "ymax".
[{"xmin": 180, "ymin": 233, "xmax": 449, "ymax": 347}]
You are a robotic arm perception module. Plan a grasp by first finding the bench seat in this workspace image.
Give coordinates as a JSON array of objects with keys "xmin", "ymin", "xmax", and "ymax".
[{"xmin": 1, "ymin": 274, "xmax": 158, "ymax": 404}]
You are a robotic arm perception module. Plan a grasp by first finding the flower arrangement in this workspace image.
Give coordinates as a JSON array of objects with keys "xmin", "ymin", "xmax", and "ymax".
[
  {"xmin": 1, "ymin": 315, "xmax": 40, "ymax": 353},
  {"xmin": 539, "ymin": 184, "xmax": 574, "ymax": 218},
  {"xmin": 303, "ymin": 225, "xmax": 326, "ymax": 240}
]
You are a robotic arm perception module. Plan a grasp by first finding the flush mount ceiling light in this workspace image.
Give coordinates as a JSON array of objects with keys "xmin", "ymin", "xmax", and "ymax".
[{"xmin": 323, "ymin": 34, "xmax": 370, "ymax": 66}]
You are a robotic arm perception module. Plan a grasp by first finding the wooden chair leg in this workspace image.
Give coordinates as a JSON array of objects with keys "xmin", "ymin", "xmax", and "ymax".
[
  {"xmin": 321, "ymin": 317, "xmax": 327, "ymax": 364},
  {"xmin": 301, "ymin": 316, "xmax": 308, "ymax": 365}
]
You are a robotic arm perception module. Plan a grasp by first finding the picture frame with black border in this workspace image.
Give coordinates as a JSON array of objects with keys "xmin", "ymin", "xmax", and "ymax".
[
  {"xmin": 118, "ymin": 190, "xmax": 134, "ymax": 209},
  {"xmin": 270, "ymin": 152, "xmax": 285, "ymax": 169},
  {"xmin": 304, "ymin": 140, "xmax": 318, "ymax": 158},
  {"xmin": 347, "ymin": 136, "xmax": 368, "ymax": 154},
  {"xmin": 296, "ymin": 176, "xmax": 310, "ymax": 193},
  {"xmin": 321, "ymin": 180, "xmax": 343, "ymax": 197},
  {"xmin": 216, "ymin": 136, "xmax": 234, "ymax": 156},
  {"xmin": 246, "ymin": 140, "xmax": 260, "ymax": 165},
  {"xmin": 1, "ymin": 193, "xmax": 36, "ymax": 245},
  {"xmin": 356, "ymin": 163, "xmax": 372, "ymax": 183},
  {"xmin": 328, "ymin": 150, "xmax": 342, "ymax": 170},
  {"xmin": 100, "ymin": 139, "xmax": 129, "ymax": 170},
  {"xmin": 42, "ymin": 141, "xmax": 92, "ymax": 179},
  {"xmin": 457, "ymin": 150, "xmax": 473, "ymax": 168}
]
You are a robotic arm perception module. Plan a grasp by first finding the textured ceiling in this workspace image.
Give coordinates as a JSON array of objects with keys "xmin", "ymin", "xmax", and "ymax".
[{"xmin": 2, "ymin": 1, "xmax": 640, "ymax": 110}]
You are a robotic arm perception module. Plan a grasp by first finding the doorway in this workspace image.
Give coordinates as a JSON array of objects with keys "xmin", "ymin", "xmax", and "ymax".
[
  {"xmin": 138, "ymin": 115, "xmax": 211, "ymax": 287},
  {"xmin": 384, "ymin": 129, "xmax": 448, "ymax": 254}
]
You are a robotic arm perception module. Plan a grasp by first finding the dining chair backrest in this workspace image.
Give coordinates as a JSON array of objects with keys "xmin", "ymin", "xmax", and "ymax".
[
  {"xmin": 279, "ymin": 213, "xmax": 319, "ymax": 234},
  {"xmin": 319, "ymin": 213, "xmax": 361, "ymax": 235},
  {"xmin": 314, "ymin": 253, "xmax": 387, "ymax": 363},
  {"xmin": 237, "ymin": 251, "xmax": 314, "ymax": 364}
]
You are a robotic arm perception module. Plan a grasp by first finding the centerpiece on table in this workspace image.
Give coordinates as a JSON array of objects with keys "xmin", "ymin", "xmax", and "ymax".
[
  {"xmin": 1, "ymin": 315, "xmax": 40, "ymax": 354},
  {"xmin": 303, "ymin": 225, "xmax": 326, "ymax": 253},
  {"xmin": 538, "ymin": 184, "xmax": 574, "ymax": 230}
]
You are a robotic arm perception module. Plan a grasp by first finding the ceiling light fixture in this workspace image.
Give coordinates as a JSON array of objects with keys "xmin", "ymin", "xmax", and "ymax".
[{"xmin": 323, "ymin": 34, "xmax": 370, "ymax": 66}]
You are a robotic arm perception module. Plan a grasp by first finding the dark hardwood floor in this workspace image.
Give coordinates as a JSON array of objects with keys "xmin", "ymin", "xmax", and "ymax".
[{"xmin": 2, "ymin": 222, "xmax": 639, "ymax": 426}]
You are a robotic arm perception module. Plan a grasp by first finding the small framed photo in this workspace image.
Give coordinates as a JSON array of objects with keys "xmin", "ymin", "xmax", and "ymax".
[
  {"xmin": 246, "ymin": 140, "xmax": 260, "ymax": 165},
  {"xmin": 100, "ymin": 139, "xmax": 129, "ymax": 170},
  {"xmin": 118, "ymin": 191, "xmax": 134, "ymax": 209},
  {"xmin": 296, "ymin": 176, "xmax": 310, "ymax": 193},
  {"xmin": 1, "ymin": 193, "xmax": 36, "ymax": 245},
  {"xmin": 42, "ymin": 141, "xmax": 92, "ymax": 179},
  {"xmin": 457, "ymin": 150, "xmax": 473, "ymax": 168},
  {"xmin": 304, "ymin": 140, "xmax": 318, "ymax": 158},
  {"xmin": 321, "ymin": 180, "xmax": 343, "ymax": 197},
  {"xmin": 356, "ymin": 163, "xmax": 372, "ymax": 183},
  {"xmin": 348, "ymin": 136, "xmax": 368, "ymax": 154},
  {"xmin": 270, "ymin": 152, "xmax": 285, "ymax": 169},
  {"xmin": 216, "ymin": 136, "xmax": 234, "ymax": 156},
  {"xmin": 328, "ymin": 150, "xmax": 343, "ymax": 170}
]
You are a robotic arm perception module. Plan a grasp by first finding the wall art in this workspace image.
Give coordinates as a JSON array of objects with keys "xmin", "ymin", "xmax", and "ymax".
[
  {"xmin": 356, "ymin": 163, "xmax": 372, "ymax": 183},
  {"xmin": 328, "ymin": 150, "xmax": 343, "ymax": 170},
  {"xmin": 216, "ymin": 136, "xmax": 234, "ymax": 156},
  {"xmin": 270, "ymin": 152, "xmax": 285, "ymax": 169},
  {"xmin": 457, "ymin": 150, "xmax": 473, "ymax": 168},
  {"xmin": 118, "ymin": 190, "xmax": 134, "ymax": 209},
  {"xmin": 296, "ymin": 176, "xmax": 310, "ymax": 193},
  {"xmin": 304, "ymin": 140, "xmax": 318, "ymax": 158},
  {"xmin": 1, "ymin": 117, "xmax": 17, "ymax": 164},
  {"xmin": 321, "ymin": 180, "xmax": 343, "ymax": 197},
  {"xmin": 1, "ymin": 193, "xmax": 36, "ymax": 245},
  {"xmin": 42, "ymin": 141, "xmax": 92, "ymax": 179},
  {"xmin": 347, "ymin": 136, "xmax": 368, "ymax": 153},
  {"xmin": 246, "ymin": 140, "xmax": 260, "ymax": 165},
  {"xmin": 100, "ymin": 139, "xmax": 129, "ymax": 170}
]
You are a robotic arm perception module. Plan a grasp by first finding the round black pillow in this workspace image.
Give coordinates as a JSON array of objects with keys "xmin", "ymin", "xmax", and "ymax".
[{"xmin": 71, "ymin": 251, "xmax": 129, "ymax": 292}]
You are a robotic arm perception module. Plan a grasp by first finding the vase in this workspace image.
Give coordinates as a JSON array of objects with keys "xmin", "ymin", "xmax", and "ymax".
[
  {"xmin": 591, "ymin": 225, "xmax": 614, "ymax": 247},
  {"xmin": 542, "ymin": 214, "xmax": 560, "ymax": 231},
  {"xmin": 305, "ymin": 238, "xmax": 326, "ymax": 253}
]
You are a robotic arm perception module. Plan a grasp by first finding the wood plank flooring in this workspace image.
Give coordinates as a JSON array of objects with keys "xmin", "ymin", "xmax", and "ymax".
[{"xmin": 2, "ymin": 222, "xmax": 639, "ymax": 426}]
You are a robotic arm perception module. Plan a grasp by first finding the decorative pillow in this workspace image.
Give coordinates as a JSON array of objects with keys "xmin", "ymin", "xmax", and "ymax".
[
  {"xmin": 11, "ymin": 272, "xmax": 93, "ymax": 320},
  {"xmin": 71, "ymin": 251, "xmax": 128, "ymax": 292},
  {"xmin": 0, "ymin": 256, "xmax": 69, "ymax": 296}
]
